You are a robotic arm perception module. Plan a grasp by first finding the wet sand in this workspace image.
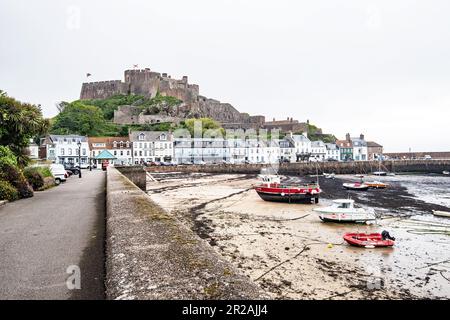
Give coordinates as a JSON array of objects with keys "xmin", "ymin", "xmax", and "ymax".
[{"xmin": 146, "ymin": 172, "xmax": 450, "ymax": 299}]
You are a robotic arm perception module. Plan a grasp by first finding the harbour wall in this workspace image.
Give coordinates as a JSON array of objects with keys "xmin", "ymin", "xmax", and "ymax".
[
  {"xmin": 141, "ymin": 160, "xmax": 450, "ymax": 176},
  {"xmin": 105, "ymin": 167, "xmax": 265, "ymax": 299}
]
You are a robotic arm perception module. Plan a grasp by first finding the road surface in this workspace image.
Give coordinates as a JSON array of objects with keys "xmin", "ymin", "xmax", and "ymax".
[{"xmin": 0, "ymin": 170, "xmax": 106, "ymax": 299}]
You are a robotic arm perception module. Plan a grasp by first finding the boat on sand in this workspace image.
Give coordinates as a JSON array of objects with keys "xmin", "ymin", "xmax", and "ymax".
[
  {"xmin": 343, "ymin": 182, "xmax": 369, "ymax": 191},
  {"xmin": 432, "ymin": 210, "xmax": 450, "ymax": 218},
  {"xmin": 343, "ymin": 231, "xmax": 395, "ymax": 248},
  {"xmin": 365, "ymin": 181, "xmax": 389, "ymax": 189},
  {"xmin": 254, "ymin": 174, "xmax": 322, "ymax": 204},
  {"xmin": 313, "ymin": 199, "xmax": 376, "ymax": 223}
]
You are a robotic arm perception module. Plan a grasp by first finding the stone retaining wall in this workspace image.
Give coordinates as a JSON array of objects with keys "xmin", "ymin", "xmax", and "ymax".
[
  {"xmin": 143, "ymin": 160, "xmax": 450, "ymax": 176},
  {"xmin": 105, "ymin": 167, "xmax": 265, "ymax": 299}
]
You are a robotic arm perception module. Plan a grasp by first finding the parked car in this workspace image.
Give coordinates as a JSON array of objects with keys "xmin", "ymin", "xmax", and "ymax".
[
  {"xmin": 50, "ymin": 164, "xmax": 67, "ymax": 185},
  {"xmin": 327, "ymin": 158, "xmax": 338, "ymax": 162},
  {"xmin": 424, "ymin": 155, "xmax": 432, "ymax": 160},
  {"xmin": 63, "ymin": 163, "xmax": 80, "ymax": 175}
]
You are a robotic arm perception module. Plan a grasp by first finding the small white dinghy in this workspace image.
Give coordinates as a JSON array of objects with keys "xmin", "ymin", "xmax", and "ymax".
[
  {"xmin": 313, "ymin": 199, "xmax": 376, "ymax": 223},
  {"xmin": 443, "ymin": 171, "xmax": 450, "ymax": 175},
  {"xmin": 432, "ymin": 210, "xmax": 450, "ymax": 218}
]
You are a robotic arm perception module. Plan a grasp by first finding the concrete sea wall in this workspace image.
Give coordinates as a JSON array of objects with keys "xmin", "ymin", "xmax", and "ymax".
[{"xmin": 105, "ymin": 167, "xmax": 265, "ymax": 299}]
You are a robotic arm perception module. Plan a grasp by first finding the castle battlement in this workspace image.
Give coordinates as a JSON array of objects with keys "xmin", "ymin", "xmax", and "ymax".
[{"xmin": 80, "ymin": 66, "xmax": 265, "ymax": 129}]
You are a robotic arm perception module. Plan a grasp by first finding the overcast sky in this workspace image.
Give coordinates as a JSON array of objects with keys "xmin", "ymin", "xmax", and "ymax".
[{"xmin": 1, "ymin": 0, "xmax": 449, "ymax": 152}]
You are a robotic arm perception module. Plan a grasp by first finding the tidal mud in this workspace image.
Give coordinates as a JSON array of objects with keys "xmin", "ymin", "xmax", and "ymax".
[{"xmin": 146, "ymin": 172, "xmax": 450, "ymax": 299}]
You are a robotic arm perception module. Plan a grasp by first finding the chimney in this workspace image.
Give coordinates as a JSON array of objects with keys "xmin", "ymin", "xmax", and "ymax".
[
  {"xmin": 360, "ymin": 134, "xmax": 365, "ymax": 140},
  {"xmin": 290, "ymin": 117, "xmax": 293, "ymax": 122},
  {"xmin": 346, "ymin": 133, "xmax": 350, "ymax": 141},
  {"xmin": 273, "ymin": 117, "xmax": 275, "ymax": 122}
]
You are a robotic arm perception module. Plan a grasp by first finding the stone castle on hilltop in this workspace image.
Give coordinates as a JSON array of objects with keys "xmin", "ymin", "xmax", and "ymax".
[{"xmin": 80, "ymin": 68, "xmax": 265, "ymax": 129}]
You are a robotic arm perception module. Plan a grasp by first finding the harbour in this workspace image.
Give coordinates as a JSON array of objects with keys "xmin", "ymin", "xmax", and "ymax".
[{"xmin": 146, "ymin": 172, "xmax": 450, "ymax": 299}]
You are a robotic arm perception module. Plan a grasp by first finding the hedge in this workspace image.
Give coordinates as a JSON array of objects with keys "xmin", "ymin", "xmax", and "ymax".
[
  {"xmin": 0, "ymin": 163, "xmax": 33, "ymax": 199},
  {"xmin": 0, "ymin": 180, "xmax": 19, "ymax": 201},
  {"xmin": 24, "ymin": 167, "xmax": 45, "ymax": 190}
]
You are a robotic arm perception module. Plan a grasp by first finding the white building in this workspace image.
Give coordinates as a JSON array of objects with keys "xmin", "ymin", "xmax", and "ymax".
[
  {"xmin": 174, "ymin": 137, "xmax": 227, "ymax": 164},
  {"xmin": 27, "ymin": 139, "xmax": 39, "ymax": 160},
  {"xmin": 89, "ymin": 137, "xmax": 133, "ymax": 166},
  {"xmin": 278, "ymin": 138, "xmax": 295, "ymax": 162},
  {"xmin": 130, "ymin": 131, "xmax": 174, "ymax": 164},
  {"xmin": 42, "ymin": 135, "xmax": 90, "ymax": 166},
  {"xmin": 245, "ymin": 139, "xmax": 280, "ymax": 164},
  {"xmin": 325, "ymin": 143, "xmax": 340, "ymax": 161},
  {"xmin": 351, "ymin": 134, "xmax": 368, "ymax": 161},
  {"xmin": 310, "ymin": 141, "xmax": 327, "ymax": 161},
  {"xmin": 226, "ymin": 138, "xmax": 247, "ymax": 164},
  {"xmin": 286, "ymin": 132, "xmax": 312, "ymax": 161}
]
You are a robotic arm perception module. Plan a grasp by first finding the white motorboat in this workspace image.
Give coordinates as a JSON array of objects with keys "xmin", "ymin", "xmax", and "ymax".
[
  {"xmin": 432, "ymin": 210, "xmax": 450, "ymax": 218},
  {"xmin": 313, "ymin": 199, "xmax": 376, "ymax": 223},
  {"xmin": 373, "ymin": 171, "xmax": 387, "ymax": 176},
  {"xmin": 324, "ymin": 173, "xmax": 335, "ymax": 179},
  {"xmin": 443, "ymin": 171, "xmax": 450, "ymax": 175}
]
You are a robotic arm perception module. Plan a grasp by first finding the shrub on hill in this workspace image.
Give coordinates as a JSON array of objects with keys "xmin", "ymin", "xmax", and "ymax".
[{"xmin": 0, "ymin": 180, "xmax": 19, "ymax": 201}]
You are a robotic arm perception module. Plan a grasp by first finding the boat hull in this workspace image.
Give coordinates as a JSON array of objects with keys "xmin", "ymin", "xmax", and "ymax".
[
  {"xmin": 343, "ymin": 185, "xmax": 369, "ymax": 191},
  {"xmin": 343, "ymin": 233, "xmax": 394, "ymax": 247},
  {"xmin": 316, "ymin": 212, "xmax": 376, "ymax": 223},
  {"xmin": 365, "ymin": 182, "xmax": 388, "ymax": 189},
  {"xmin": 255, "ymin": 188, "xmax": 320, "ymax": 204},
  {"xmin": 432, "ymin": 210, "xmax": 450, "ymax": 218}
]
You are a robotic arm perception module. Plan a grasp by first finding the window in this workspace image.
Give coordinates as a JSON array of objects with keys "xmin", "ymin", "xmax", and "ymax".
[
  {"xmin": 82, "ymin": 149, "xmax": 86, "ymax": 156},
  {"xmin": 68, "ymin": 148, "xmax": 72, "ymax": 155},
  {"xmin": 138, "ymin": 133, "xmax": 145, "ymax": 141},
  {"xmin": 120, "ymin": 141, "xmax": 123, "ymax": 148},
  {"xmin": 126, "ymin": 141, "xmax": 130, "ymax": 148},
  {"xmin": 114, "ymin": 151, "xmax": 117, "ymax": 156},
  {"xmin": 120, "ymin": 151, "xmax": 123, "ymax": 156},
  {"xmin": 113, "ymin": 141, "xmax": 117, "ymax": 148},
  {"xmin": 160, "ymin": 134, "xmax": 166, "ymax": 140}
]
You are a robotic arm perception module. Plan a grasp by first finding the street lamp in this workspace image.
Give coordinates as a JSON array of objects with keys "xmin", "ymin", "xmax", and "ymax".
[{"xmin": 77, "ymin": 141, "xmax": 82, "ymax": 178}]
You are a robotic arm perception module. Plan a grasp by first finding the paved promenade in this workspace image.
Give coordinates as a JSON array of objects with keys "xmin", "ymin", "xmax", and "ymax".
[{"xmin": 0, "ymin": 170, "xmax": 106, "ymax": 299}]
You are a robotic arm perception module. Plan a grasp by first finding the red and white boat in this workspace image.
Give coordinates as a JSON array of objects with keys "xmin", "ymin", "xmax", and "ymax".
[
  {"xmin": 343, "ymin": 182, "xmax": 369, "ymax": 191},
  {"xmin": 254, "ymin": 175, "xmax": 321, "ymax": 204},
  {"xmin": 343, "ymin": 232, "xmax": 395, "ymax": 248}
]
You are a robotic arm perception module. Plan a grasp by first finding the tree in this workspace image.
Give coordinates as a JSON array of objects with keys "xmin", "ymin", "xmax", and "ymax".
[
  {"xmin": 0, "ymin": 90, "xmax": 49, "ymax": 167},
  {"xmin": 50, "ymin": 101, "xmax": 107, "ymax": 136},
  {"xmin": 182, "ymin": 118, "xmax": 224, "ymax": 136}
]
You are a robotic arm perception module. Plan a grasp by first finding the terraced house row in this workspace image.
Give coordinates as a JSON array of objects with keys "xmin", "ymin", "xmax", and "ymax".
[{"xmin": 36, "ymin": 131, "xmax": 383, "ymax": 166}]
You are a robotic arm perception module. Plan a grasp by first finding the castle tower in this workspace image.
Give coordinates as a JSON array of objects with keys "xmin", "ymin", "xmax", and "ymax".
[{"xmin": 124, "ymin": 68, "xmax": 160, "ymax": 98}]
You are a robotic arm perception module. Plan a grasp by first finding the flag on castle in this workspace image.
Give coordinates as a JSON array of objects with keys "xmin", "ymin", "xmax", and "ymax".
[
  {"xmin": 133, "ymin": 64, "xmax": 139, "ymax": 69},
  {"xmin": 86, "ymin": 73, "xmax": 92, "ymax": 77}
]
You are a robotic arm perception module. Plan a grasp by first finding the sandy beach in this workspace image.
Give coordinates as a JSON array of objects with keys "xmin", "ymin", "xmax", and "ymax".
[{"xmin": 146, "ymin": 172, "xmax": 450, "ymax": 299}]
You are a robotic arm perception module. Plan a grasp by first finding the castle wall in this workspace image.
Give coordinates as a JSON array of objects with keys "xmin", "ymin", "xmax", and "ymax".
[{"xmin": 80, "ymin": 80, "xmax": 128, "ymax": 100}]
